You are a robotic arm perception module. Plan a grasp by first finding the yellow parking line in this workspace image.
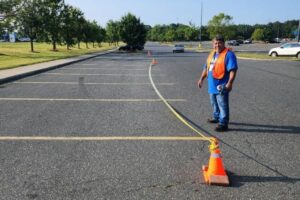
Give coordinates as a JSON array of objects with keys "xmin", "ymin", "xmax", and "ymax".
[
  {"xmin": 44, "ymin": 73, "xmax": 160, "ymax": 77},
  {"xmin": 0, "ymin": 136, "xmax": 209, "ymax": 141},
  {"xmin": 63, "ymin": 68, "xmax": 150, "ymax": 71},
  {"xmin": 0, "ymin": 98, "xmax": 186, "ymax": 102},
  {"xmin": 14, "ymin": 82, "xmax": 174, "ymax": 86}
]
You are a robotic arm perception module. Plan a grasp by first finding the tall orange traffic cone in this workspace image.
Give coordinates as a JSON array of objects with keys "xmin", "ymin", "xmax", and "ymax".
[
  {"xmin": 202, "ymin": 138, "xmax": 229, "ymax": 186},
  {"xmin": 147, "ymin": 50, "xmax": 152, "ymax": 57},
  {"xmin": 151, "ymin": 58, "xmax": 158, "ymax": 65}
]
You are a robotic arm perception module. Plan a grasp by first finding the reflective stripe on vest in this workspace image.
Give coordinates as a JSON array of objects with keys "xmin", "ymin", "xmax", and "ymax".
[{"xmin": 206, "ymin": 48, "xmax": 229, "ymax": 79}]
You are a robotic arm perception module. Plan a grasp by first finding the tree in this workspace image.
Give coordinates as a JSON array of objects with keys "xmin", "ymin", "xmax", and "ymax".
[
  {"xmin": 207, "ymin": 13, "xmax": 233, "ymax": 40},
  {"xmin": 119, "ymin": 13, "xmax": 146, "ymax": 46},
  {"xmin": 96, "ymin": 26, "xmax": 106, "ymax": 47},
  {"xmin": 15, "ymin": 0, "xmax": 43, "ymax": 52},
  {"xmin": 61, "ymin": 5, "xmax": 81, "ymax": 50},
  {"xmin": 251, "ymin": 28, "xmax": 264, "ymax": 41},
  {"xmin": 40, "ymin": 0, "xmax": 64, "ymax": 51},
  {"xmin": 106, "ymin": 20, "xmax": 120, "ymax": 46}
]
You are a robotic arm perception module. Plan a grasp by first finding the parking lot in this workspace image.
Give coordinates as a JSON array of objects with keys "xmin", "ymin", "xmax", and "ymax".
[{"xmin": 0, "ymin": 42, "xmax": 299, "ymax": 199}]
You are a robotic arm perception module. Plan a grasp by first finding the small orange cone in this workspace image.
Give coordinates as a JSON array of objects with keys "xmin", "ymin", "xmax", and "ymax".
[
  {"xmin": 151, "ymin": 58, "xmax": 158, "ymax": 65},
  {"xmin": 202, "ymin": 138, "xmax": 229, "ymax": 186},
  {"xmin": 147, "ymin": 50, "xmax": 152, "ymax": 57}
]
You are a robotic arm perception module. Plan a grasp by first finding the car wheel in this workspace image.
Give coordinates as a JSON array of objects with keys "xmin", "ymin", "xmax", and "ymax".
[
  {"xmin": 297, "ymin": 52, "xmax": 300, "ymax": 59},
  {"xmin": 271, "ymin": 52, "xmax": 278, "ymax": 57}
]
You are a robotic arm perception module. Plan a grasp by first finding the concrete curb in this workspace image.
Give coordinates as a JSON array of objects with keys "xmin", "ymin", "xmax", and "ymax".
[{"xmin": 0, "ymin": 49, "xmax": 117, "ymax": 84}]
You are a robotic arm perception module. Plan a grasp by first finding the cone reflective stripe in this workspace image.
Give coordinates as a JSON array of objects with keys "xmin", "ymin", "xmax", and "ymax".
[{"xmin": 202, "ymin": 139, "xmax": 229, "ymax": 186}]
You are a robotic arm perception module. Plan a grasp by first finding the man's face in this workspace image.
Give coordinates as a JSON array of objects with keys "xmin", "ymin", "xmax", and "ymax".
[{"xmin": 213, "ymin": 39, "xmax": 225, "ymax": 53}]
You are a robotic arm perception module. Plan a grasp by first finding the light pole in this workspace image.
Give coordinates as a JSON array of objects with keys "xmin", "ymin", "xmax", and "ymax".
[
  {"xmin": 298, "ymin": 19, "xmax": 300, "ymax": 42},
  {"xmin": 199, "ymin": 1, "xmax": 203, "ymax": 45}
]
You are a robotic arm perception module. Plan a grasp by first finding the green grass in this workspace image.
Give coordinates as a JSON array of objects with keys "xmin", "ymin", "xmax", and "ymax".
[
  {"xmin": 0, "ymin": 42, "xmax": 120, "ymax": 70},
  {"xmin": 236, "ymin": 52, "xmax": 300, "ymax": 61}
]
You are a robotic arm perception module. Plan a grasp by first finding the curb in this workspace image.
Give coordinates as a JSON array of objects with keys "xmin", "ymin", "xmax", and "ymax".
[{"xmin": 0, "ymin": 49, "xmax": 117, "ymax": 84}]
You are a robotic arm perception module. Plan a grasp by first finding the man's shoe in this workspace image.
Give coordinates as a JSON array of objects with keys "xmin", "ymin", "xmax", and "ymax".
[
  {"xmin": 207, "ymin": 118, "xmax": 219, "ymax": 124},
  {"xmin": 215, "ymin": 124, "xmax": 228, "ymax": 132}
]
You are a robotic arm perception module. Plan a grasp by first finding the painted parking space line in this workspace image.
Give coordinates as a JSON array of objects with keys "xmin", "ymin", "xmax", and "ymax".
[
  {"xmin": 0, "ymin": 98, "xmax": 186, "ymax": 102},
  {"xmin": 0, "ymin": 136, "xmax": 208, "ymax": 141},
  {"xmin": 13, "ymin": 82, "xmax": 174, "ymax": 86},
  {"xmin": 62, "ymin": 68, "xmax": 150, "ymax": 71},
  {"xmin": 44, "ymin": 73, "xmax": 163, "ymax": 77}
]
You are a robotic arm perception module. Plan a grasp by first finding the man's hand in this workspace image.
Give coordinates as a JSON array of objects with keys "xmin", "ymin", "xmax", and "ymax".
[
  {"xmin": 198, "ymin": 79, "xmax": 204, "ymax": 88},
  {"xmin": 225, "ymin": 82, "xmax": 233, "ymax": 92}
]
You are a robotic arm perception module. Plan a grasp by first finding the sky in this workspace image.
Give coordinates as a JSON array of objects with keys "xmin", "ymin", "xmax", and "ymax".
[{"xmin": 65, "ymin": 0, "xmax": 300, "ymax": 27}]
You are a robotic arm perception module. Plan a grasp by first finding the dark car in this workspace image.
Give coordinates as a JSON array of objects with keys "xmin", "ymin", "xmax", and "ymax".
[
  {"xmin": 118, "ymin": 45, "xmax": 144, "ymax": 51},
  {"xmin": 227, "ymin": 40, "xmax": 239, "ymax": 46}
]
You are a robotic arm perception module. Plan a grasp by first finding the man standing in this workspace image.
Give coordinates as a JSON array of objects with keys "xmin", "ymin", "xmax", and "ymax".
[{"xmin": 197, "ymin": 34, "xmax": 238, "ymax": 132}]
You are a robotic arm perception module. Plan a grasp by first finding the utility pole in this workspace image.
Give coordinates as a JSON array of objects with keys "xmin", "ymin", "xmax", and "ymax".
[
  {"xmin": 199, "ymin": 1, "xmax": 203, "ymax": 45},
  {"xmin": 298, "ymin": 19, "xmax": 300, "ymax": 43}
]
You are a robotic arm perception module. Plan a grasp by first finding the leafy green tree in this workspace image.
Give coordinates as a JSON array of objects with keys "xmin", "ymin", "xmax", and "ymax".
[
  {"xmin": 15, "ymin": 0, "xmax": 43, "ymax": 52},
  {"xmin": 207, "ymin": 13, "xmax": 233, "ymax": 40},
  {"xmin": 106, "ymin": 20, "xmax": 120, "ymax": 46},
  {"xmin": 61, "ymin": 5, "xmax": 82, "ymax": 50},
  {"xmin": 119, "ymin": 13, "xmax": 146, "ymax": 46},
  {"xmin": 0, "ymin": 0, "xmax": 21, "ymax": 34},
  {"xmin": 251, "ymin": 28, "xmax": 264, "ymax": 41},
  {"xmin": 96, "ymin": 26, "xmax": 106, "ymax": 47},
  {"xmin": 40, "ymin": 0, "xmax": 64, "ymax": 51}
]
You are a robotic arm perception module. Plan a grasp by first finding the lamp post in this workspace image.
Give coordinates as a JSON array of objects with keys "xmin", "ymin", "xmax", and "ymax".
[
  {"xmin": 199, "ymin": 1, "xmax": 203, "ymax": 46},
  {"xmin": 298, "ymin": 20, "xmax": 300, "ymax": 42}
]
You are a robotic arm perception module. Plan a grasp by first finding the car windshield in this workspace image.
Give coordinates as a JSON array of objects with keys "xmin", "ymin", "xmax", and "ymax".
[
  {"xmin": 175, "ymin": 44, "xmax": 183, "ymax": 47},
  {"xmin": 281, "ymin": 43, "xmax": 292, "ymax": 48}
]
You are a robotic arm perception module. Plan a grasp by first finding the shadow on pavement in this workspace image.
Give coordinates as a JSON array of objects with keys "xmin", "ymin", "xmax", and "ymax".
[
  {"xmin": 229, "ymin": 122, "xmax": 300, "ymax": 134},
  {"xmin": 228, "ymin": 171, "xmax": 300, "ymax": 187},
  {"xmin": 169, "ymin": 106, "xmax": 293, "ymax": 182}
]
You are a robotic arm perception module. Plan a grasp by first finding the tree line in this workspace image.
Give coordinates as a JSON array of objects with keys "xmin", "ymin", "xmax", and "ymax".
[
  {"xmin": 0, "ymin": 0, "xmax": 146, "ymax": 52},
  {"xmin": 147, "ymin": 13, "xmax": 299, "ymax": 43},
  {"xmin": 1, "ymin": 1, "xmax": 299, "ymax": 52}
]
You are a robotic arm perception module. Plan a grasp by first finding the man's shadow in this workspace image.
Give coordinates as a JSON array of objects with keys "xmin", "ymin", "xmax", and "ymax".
[{"xmin": 229, "ymin": 122, "xmax": 300, "ymax": 134}]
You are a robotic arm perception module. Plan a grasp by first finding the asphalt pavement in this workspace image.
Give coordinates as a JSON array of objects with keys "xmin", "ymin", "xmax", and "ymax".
[{"xmin": 0, "ymin": 42, "xmax": 299, "ymax": 199}]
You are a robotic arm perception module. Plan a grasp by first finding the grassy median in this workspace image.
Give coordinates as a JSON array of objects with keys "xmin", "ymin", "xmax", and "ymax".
[
  {"xmin": 236, "ymin": 52, "xmax": 300, "ymax": 61},
  {"xmin": 0, "ymin": 42, "xmax": 119, "ymax": 70}
]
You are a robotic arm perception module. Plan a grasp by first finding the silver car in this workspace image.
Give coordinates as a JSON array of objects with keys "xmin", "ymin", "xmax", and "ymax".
[
  {"xmin": 268, "ymin": 43, "xmax": 300, "ymax": 59},
  {"xmin": 173, "ymin": 44, "xmax": 184, "ymax": 53}
]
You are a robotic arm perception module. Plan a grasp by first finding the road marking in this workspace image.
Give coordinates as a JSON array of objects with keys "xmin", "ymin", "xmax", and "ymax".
[
  {"xmin": 0, "ymin": 98, "xmax": 186, "ymax": 102},
  {"xmin": 148, "ymin": 61, "xmax": 213, "ymax": 142},
  {"xmin": 63, "ymin": 68, "xmax": 151, "ymax": 71},
  {"xmin": 0, "ymin": 136, "xmax": 209, "ymax": 141},
  {"xmin": 14, "ymin": 82, "xmax": 174, "ymax": 86},
  {"xmin": 44, "ymin": 73, "xmax": 162, "ymax": 77}
]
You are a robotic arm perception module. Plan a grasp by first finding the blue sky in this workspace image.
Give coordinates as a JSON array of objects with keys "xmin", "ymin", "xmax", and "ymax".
[{"xmin": 65, "ymin": 0, "xmax": 299, "ymax": 27}]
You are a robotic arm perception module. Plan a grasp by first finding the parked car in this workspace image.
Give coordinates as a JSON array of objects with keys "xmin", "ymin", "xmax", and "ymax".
[
  {"xmin": 268, "ymin": 43, "xmax": 300, "ymax": 59},
  {"xmin": 244, "ymin": 39, "xmax": 252, "ymax": 44},
  {"xmin": 227, "ymin": 40, "xmax": 239, "ymax": 46},
  {"xmin": 18, "ymin": 37, "xmax": 31, "ymax": 42},
  {"xmin": 118, "ymin": 44, "xmax": 144, "ymax": 51},
  {"xmin": 236, "ymin": 39, "xmax": 244, "ymax": 44},
  {"xmin": 172, "ymin": 44, "xmax": 184, "ymax": 53}
]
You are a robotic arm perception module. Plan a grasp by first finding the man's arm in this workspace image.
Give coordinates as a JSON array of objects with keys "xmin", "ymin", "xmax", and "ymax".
[
  {"xmin": 197, "ymin": 69, "xmax": 207, "ymax": 88},
  {"xmin": 225, "ymin": 70, "xmax": 237, "ymax": 91}
]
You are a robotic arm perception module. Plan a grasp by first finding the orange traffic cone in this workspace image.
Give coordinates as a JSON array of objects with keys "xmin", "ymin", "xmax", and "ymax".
[
  {"xmin": 147, "ymin": 50, "xmax": 152, "ymax": 57},
  {"xmin": 151, "ymin": 58, "xmax": 158, "ymax": 65},
  {"xmin": 202, "ymin": 138, "xmax": 229, "ymax": 186}
]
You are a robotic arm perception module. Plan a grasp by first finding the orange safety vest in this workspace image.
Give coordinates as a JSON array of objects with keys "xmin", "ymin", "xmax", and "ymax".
[{"xmin": 206, "ymin": 48, "xmax": 229, "ymax": 79}]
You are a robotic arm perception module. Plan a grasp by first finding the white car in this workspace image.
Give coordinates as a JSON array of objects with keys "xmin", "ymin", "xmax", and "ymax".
[
  {"xmin": 268, "ymin": 43, "xmax": 300, "ymax": 59},
  {"xmin": 173, "ymin": 44, "xmax": 184, "ymax": 53}
]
